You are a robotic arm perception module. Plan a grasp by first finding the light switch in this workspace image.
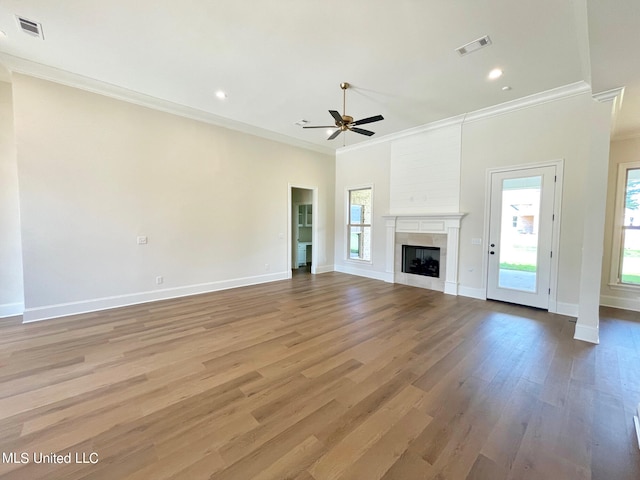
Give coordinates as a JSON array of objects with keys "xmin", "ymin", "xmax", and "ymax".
[{"xmin": 471, "ymin": 238, "xmax": 482, "ymax": 245}]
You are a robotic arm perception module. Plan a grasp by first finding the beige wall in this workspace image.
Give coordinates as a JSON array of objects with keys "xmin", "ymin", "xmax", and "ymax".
[
  {"xmin": 0, "ymin": 81, "xmax": 24, "ymax": 317},
  {"xmin": 601, "ymin": 137, "xmax": 640, "ymax": 311},
  {"xmin": 12, "ymin": 74, "xmax": 334, "ymax": 320}
]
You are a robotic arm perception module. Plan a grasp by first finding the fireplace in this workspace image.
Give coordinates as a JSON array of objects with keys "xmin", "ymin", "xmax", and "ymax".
[
  {"xmin": 402, "ymin": 245, "xmax": 440, "ymax": 277},
  {"xmin": 384, "ymin": 213, "xmax": 465, "ymax": 294}
]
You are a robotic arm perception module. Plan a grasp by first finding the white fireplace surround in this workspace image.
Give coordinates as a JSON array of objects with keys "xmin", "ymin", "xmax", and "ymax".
[{"xmin": 383, "ymin": 213, "xmax": 466, "ymax": 295}]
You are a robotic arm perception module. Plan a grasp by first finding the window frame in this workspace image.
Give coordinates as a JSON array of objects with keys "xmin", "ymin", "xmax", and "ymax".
[
  {"xmin": 346, "ymin": 185, "xmax": 373, "ymax": 263},
  {"xmin": 609, "ymin": 161, "xmax": 640, "ymax": 290}
]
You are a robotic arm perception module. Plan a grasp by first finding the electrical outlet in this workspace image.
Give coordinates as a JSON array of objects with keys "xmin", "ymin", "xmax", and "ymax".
[
  {"xmin": 265, "ymin": 264, "xmax": 270, "ymax": 271},
  {"xmin": 137, "ymin": 236, "xmax": 148, "ymax": 245},
  {"xmin": 156, "ymin": 276, "xmax": 163, "ymax": 285}
]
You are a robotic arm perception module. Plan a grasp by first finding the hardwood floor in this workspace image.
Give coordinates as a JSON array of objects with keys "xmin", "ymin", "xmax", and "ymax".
[{"xmin": 1, "ymin": 272, "xmax": 639, "ymax": 479}]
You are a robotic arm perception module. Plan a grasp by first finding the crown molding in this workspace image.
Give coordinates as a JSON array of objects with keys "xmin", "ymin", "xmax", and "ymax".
[
  {"xmin": 0, "ymin": 53, "xmax": 334, "ymax": 156},
  {"xmin": 337, "ymin": 114, "xmax": 466, "ymax": 154},
  {"xmin": 593, "ymin": 86, "xmax": 625, "ymax": 103},
  {"xmin": 463, "ymin": 81, "xmax": 592, "ymax": 123},
  {"xmin": 338, "ymin": 81, "xmax": 593, "ymax": 155}
]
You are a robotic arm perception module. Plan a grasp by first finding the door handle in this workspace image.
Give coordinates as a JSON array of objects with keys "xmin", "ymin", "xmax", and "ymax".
[{"xmin": 490, "ymin": 251, "xmax": 495, "ymax": 255}]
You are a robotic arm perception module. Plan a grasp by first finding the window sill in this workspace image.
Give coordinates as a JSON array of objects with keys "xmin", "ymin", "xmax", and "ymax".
[
  {"xmin": 346, "ymin": 258, "xmax": 373, "ymax": 265},
  {"xmin": 607, "ymin": 282, "xmax": 640, "ymax": 292}
]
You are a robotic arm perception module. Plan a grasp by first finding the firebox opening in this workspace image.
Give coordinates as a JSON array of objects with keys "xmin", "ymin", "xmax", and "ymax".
[{"xmin": 402, "ymin": 245, "xmax": 440, "ymax": 278}]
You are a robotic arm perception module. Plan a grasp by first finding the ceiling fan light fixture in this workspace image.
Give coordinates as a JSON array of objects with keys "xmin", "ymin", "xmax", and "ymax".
[{"xmin": 303, "ymin": 82, "xmax": 384, "ymax": 141}]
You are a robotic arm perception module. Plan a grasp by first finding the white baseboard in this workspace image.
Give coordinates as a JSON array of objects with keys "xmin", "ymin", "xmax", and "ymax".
[
  {"xmin": 457, "ymin": 286, "xmax": 487, "ymax": 300},
  {"xmin": 573, "ymin": 322, "xmax": 600, "ymax": 344},
  {"xmin": 334, "ymin": 264, "xmax": 393, "ymax": 283},
  {"xmin": 600, "ymin": 294, "xmax": 640, "ymax": 312},
  {"xmin": 22, "ymin": 271, "xmax": 290, "ymax": 323},
  {"xmin": 314, "ymin": 264, "xmax": 335, "ymax": 274},
  {"xmin": 556, "ymin": 301, "xmax": 579, "ymax": 318},
  {"xmin": 0, "ymin": 302, "xmax": 24, "ymax": 318}
]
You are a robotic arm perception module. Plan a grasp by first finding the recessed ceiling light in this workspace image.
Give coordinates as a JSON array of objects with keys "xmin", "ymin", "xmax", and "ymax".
[
  {"xmin": 502, "ymin": 86, "xmax": 512, "ymax": 91},
  {"xmin": 295, "ymin": 119, "xmax": 309, "ymax": 126},
  {"xmin": 215, "ymin": 90, "xmax": 227, "ymax": 99},
  {"xmin": 488, "ymin": 68, "xmax": 503, "ymax": 80}
]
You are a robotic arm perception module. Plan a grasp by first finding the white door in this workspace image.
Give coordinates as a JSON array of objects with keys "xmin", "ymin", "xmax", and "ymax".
[{"xmin": 487, "ymin": 166, "xmax": 556, "ymax": 309}]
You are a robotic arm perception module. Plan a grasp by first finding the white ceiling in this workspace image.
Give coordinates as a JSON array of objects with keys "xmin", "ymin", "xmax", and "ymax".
[{"xmin": 0, "ymin": 0, "xmax": 637, "ymax": 151}]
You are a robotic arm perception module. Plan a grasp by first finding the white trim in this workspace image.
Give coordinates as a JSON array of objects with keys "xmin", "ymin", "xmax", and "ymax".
[
  {"xmin": 338, "ymin": 115, "xmax": 466, "ymax": 154},
  {"xmin": 593, "ymin": 87, "xmax": 625, "ymax": 103},
  {"xmin": 0, "ymin": 302, "xmax": 24, "ymax": 318},
  {"xmin": 288, "ymin": 184, "xmax": 319, "ymax": 274},
  {"xmin": 556, "ymin": 302, "xmax": 579, "ymax": 318},
  {"xmin": 22, "ymin": 272, "xmax": 289, "ymax": 323},
  {"xmin": 573, "ymin": 322, "xmax": 600, "ymax": 344},
  {"xmin": 458, "ymin": 286, "xmax": 487, "ymax": 300},
  {"xmin": 337, "ymin": 82, "xmax": 592, "ymax": 154},
  {"xmin": 609, "ymin": 161, "xmax": 640, "ymax": 287},
  {"xmin": 314, "ymin": 264, "xmax": 335, "ymax": 274},
  {"xmin": 464, "ymin": 82, "xmax": 591, "ymax": 123},
  {"xmin": 346, "ymin": 184, "xmax": 374, "ymax": 264},
  {"xmin": 334, "ymin": 264, "xmax": 393, "ymax": 283},
  {"xmin": 600, "ymin": 294, "xmax": 640, "ymax": 312},
  {"xmin": 0, "ymin": 52, "xmax": 333, "ymax": 156}
]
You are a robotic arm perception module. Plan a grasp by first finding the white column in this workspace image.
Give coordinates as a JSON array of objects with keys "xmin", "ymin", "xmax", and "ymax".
[
  {"xmin": 574, "ymin": 93, "xmax": 618, "ymax": 344},
  {"xmin": 385, "ymin": 218, "xmax": 397, "ymax": 283},
  {"xmin": 444, "ymin": 225, "xmax": 460, "ymax": 295}
]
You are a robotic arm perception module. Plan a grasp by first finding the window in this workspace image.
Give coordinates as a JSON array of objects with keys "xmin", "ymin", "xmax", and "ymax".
[
  {"xmin": 612, "ymin": 162, "xmax": 640, "ymax": 286},
  {"xmin": 348, "ymin": 187, "xmax": 372, "ymax": 261}
]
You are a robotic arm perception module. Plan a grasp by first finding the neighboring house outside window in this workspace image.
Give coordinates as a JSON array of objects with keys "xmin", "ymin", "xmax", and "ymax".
[
  {"xmin": 611, "ymin": 162, "xmax": 640, "ymax": 286},
  {"xmin": 348, "ymin": 187, "xmax": 372, "ymax": 262}
]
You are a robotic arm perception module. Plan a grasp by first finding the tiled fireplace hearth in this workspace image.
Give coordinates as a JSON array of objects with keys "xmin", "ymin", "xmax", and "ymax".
[{"xmin": 383, "ymin": 214, "xmax": 465, "ymax": 294}]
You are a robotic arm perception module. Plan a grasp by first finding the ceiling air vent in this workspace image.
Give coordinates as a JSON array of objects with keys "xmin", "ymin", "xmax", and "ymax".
[
  {"xmin": 455, "ymin": 35, "xmax": 491, "ymax": 56},
  {"xmin": 16, "ymin": 16, "xmax": 44, "ymax": 39}
]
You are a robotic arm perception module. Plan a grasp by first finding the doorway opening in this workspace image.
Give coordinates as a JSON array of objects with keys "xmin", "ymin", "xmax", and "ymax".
[{"xmin": 289, "ymin": 186, "xmax": 316, "ymax": 275}]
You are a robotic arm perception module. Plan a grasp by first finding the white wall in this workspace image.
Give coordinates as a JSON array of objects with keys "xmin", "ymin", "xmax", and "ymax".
[
  {"xmin": 459, "ymin": 93, "xmax": 593, "ymax": 312},
  {"xmin": 335, "ymin": 90, "xmax": 611, "ymax": 319},
  {"xmin": 334, "ymin": 141, "xmax": 391, "ymax": 281},
  {"xmin": 601, "ymin": 136, "xmax": 640, "ymax": 311},
  {"xmin": 12, "ymin": 74, "xmax": 334, "ymax": 321},
  {"xmin": 0, "ymin": 81, "xmax": 24, "ymax": 317}
]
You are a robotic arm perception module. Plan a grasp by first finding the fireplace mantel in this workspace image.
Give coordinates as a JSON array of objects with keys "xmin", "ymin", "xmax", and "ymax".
[{"xmin": 383, "ymin": 213, "xmax": 466, "ymax": 295}]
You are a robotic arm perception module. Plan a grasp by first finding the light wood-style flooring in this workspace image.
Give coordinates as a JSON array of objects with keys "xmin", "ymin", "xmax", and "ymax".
[{"xmin": 1, "ymin": 272, "xmax": 639, "ymax": 479}]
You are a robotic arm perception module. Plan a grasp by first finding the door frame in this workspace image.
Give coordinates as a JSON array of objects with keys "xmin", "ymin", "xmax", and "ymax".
[
  {"xmin": 482, "ymin": 159, "xmax": 564, "ymax": 313},
  {"xmin": 288, "ymin": 184, "xmax": 318, "ymax": 276}
]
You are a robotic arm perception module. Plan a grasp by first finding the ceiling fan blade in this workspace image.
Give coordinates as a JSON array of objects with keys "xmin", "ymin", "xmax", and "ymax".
[
  {"xmin": 303, "ymin": 126, "xmax": 337, "ymax": 129},
  {"xmin": 327, "ymin": 129, "xmax": 342, "ymax": 140},
  {"xmin": 329, "ymin": 110, "xmax": 343, "ymax": 123},
  {"xmin": 350, "ymin": 127, "xmax": 375, "ymax": 136},
  {"xmin": 352, "ymin": 114, "xmax": 384, "ymax": 126}
]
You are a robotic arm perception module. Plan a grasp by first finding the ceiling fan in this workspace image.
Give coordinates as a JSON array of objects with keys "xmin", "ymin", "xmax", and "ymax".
[{"xmin": 303, "ymin": 82, "xmax": 384, "ymax": 140}]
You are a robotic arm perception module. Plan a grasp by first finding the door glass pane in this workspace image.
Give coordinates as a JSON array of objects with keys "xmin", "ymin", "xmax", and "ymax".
[
  {"xmin": 498, "ymin": 176, "xmax": 542, "ymax": 292},
  {"xmin": 623, "ymin": 168, "xmax": 640, "ymax": 227},
  {"xmin": 621, "ymin": 229, "xmax": 640, "ymax": 285}
]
